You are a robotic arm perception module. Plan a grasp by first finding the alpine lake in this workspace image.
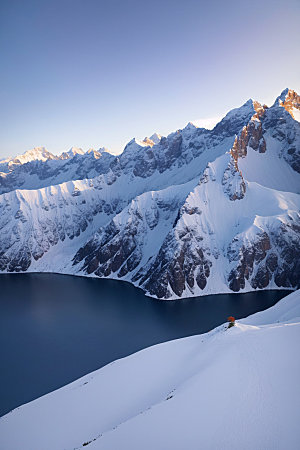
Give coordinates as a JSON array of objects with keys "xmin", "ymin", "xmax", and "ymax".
[{"xmin": 0, "ymin": 273, "xmax": 291, "ymax": 417}]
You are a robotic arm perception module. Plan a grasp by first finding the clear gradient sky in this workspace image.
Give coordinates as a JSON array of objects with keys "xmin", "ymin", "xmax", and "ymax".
[{"xmin": 1, "ymin": 0, "xmax": 299, "ymax": 157}]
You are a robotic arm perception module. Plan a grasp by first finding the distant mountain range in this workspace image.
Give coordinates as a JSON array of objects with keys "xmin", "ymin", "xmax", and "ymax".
[{"xmin": 0, "ymin": 88, "xmax": 299, "ymax": 299}]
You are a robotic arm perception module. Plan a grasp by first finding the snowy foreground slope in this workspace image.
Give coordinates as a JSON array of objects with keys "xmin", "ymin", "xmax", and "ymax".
[
  {"xmin": 1, "ymin": 289, "xmax": 300, "ymax": 450},
  {"xmin": 0, "ymin": 88, "xmax": 299, "ymax": 298}
]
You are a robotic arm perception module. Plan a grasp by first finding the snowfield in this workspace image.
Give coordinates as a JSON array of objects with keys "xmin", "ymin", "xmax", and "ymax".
[{"xmin": 1, "ymin": 289, "xmax": 299, "ymax": 450}]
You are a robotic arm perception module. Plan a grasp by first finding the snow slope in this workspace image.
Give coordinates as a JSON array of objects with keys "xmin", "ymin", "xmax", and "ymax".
[{"xmin": 1, "ymin": 289, "xmax": 299, "ymax": 450}]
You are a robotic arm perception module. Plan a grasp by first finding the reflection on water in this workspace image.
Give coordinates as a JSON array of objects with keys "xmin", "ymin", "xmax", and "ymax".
[{"xmin": 0, "ymin": 273, "xmax": 291, "ymax": 416}]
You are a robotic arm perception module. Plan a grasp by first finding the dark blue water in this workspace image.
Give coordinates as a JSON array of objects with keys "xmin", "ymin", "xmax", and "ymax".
[{"xmin": 0, "ymin": 273, "xmax": 291, "ymax": 417}]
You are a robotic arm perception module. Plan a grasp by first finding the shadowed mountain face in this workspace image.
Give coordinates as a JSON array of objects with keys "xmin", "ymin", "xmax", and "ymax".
[{"xmin": 1, "ymin": 89, "xmax": 300, "ymax": 299}]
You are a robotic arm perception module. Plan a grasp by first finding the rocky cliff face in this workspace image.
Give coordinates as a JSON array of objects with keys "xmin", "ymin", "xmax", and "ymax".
[
  {"xmin": 227, "ymin": 213, "xmax": 300, "ymax": 292},
  {"xmin": 222, "ymin": 157, "xmax": 246, "ymax": 201},
  {"xmin": 0, "ymin": 88, "xmax": 299, "ymax": 299},
  {"xmin": 273, "ymin": 88, "xmax": 300, "ymax": 118}
]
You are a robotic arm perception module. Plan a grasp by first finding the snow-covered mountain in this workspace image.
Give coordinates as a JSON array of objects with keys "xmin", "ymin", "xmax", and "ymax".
[
  {"xmin": 0, "ymin": 146, "xmax": 55, "ymax": 166},
  {"xmin": 0, "ymin": 89, "xmax": 299, "ymax": 298},
  {"xmin": 0, "ymin": 146, "xmax": 115, "ymax": 194},
  {"xmin": 1, "ymin": 289, "xmax": 299, "ymax": 450}
]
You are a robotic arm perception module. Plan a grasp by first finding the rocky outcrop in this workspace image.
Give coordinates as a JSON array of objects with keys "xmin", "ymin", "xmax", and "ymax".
[
  {"xmin": 135, "ymin": 227, "xmax": 212, "ymax": 299},
  {"xmin": 266, "ymin": 102, "xmax": 300, "ymax": 174},
  {"xmin": 230, "ymin": 89, "xmax": 300, "ymax": 177},
  {"xmin": 228, "ymin": 231, "xmax": 271, "ymax": 291},
  {"xmin": 274, "ymin": 88, "xmax": 300, "ymax": 118},
  {"xmin": 227, "ymin": 215, "xmax": 300, "ymax": 292},
  {"xmin": 222, "ymin": 157, "xmax": 246, "ymax": 200},
  {"xmin": 230, "ymin": 116, "xmax": 267, "ymax": 161}
]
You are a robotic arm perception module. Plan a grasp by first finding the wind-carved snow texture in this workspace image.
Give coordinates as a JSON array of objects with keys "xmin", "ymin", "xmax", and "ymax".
[{"xmin": 0, "ymin": 89, "xmax": 300, "ymax": 298}]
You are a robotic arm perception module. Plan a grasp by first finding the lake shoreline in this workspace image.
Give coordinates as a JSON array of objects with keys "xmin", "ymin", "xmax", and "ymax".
[
  {"xmin": 0, "ymin": 273, "xmax": 292, "ymax": 417},
  {"xmin": 0, "ymin": 270, "xmax": 294, "ymax": 301}
]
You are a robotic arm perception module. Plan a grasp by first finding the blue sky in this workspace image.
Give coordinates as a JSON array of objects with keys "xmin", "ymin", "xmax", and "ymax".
[{"xmin": 0, "ymin": 0, "xmax": 299, "ymax": 157}]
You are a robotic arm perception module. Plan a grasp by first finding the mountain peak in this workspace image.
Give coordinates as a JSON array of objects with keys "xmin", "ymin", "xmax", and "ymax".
[
  {"xmin": 222, "ymin": 98, "xmax": 257, "ymax": 120},
  {"xmin": 98, "ymin": 146, "xmax": 110, "ymax": 153},
  {"xmin": 85, "ymin": 147, "xmax": 112, "ymax": 159},
  {"xmin": 124, "ymin": 138, "xmax": 150, "ymax": 152},
  {"xmin": 212, "ymin": 98, "xmax": 259, "ymax": 135},
  {"xmin": 273, "ymin": 88, "xmax": 299, "ymax": 106},
  {"xmin": 149, "ymin": 133, "xmax": 162, "ymax": 144},
  {"xmin": 86, "ymin": 148, "xmax": 102, "ymax": 159},
  {"xmin": 59, "ymin": 147, "xmax": 85, "ymax": 160},
  {"xmin": 67, "ymin": 147, "xmax": 84, "ymax": 157},
  {"xmin": 244, "ymin": 98, "xmax": 255, "ymax": 106},
  {"xmin": 184, "ymin": 121, "xmax": 198, "ymax": 131},
  {"xmin": 141, "ymin": 133, "xmax": 162, "ymax": 147},
  {"xmin": 9, "ymin": 147, "xmax": 55, "ymax": 165},
  {"xmin": 273, "ymin": 88, "xmax": 300, "ymax": 120}
]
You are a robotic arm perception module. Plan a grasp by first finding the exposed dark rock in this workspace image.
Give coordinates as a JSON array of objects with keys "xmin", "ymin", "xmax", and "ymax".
[
  {"xmin": 137, "ymin": 228, "xmax": 212, "ymax": 298},
  {"xmin": 222, "ymin": 157, "xmax": 246, "ymax": 201},
  {"xmin": 228, "ymin": 217, "xmax": 300, "ymax": 292},
  {"xmin": 251, "ymin": 265, "xmax": 270, "ymax": 289},
  {"xmin": 228, "ymin": 232, "xmax": 271, "ymax": 291}
]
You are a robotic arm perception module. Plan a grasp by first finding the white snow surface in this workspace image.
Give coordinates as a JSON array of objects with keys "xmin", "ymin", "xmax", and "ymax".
[
  {"xmin": 0, "ymin": 147, "xmax": 54, "ymax": 166},
  {"xmin": 292, "ymin": 107, "xmax": 300, "ymax": 123},
  {"xmin": 238, "ymin": 137, "xmax": 300, "ymax": 193},
  {"xmin": 0, "ymin": 289, "xmax": 299, "ymax": 450}
]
